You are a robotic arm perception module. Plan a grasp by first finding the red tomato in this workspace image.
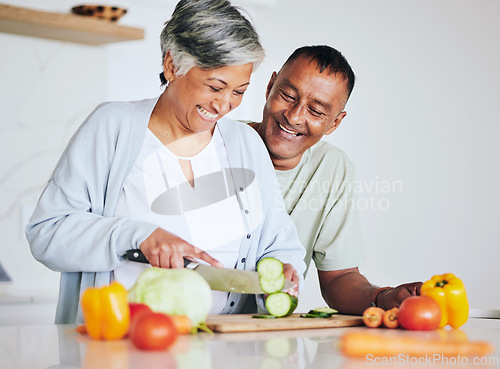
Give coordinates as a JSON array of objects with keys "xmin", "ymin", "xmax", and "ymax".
[
  {"xmin": 398, "ymin": 296, "xmax": 441, "ymax": 331},
  {"xmin": 129, "ymin": 312, "xmax": 178, "ymax": 350},
  {"xmin": 129, "ymin": 303, "xmax": 152, "ymax": 323}
]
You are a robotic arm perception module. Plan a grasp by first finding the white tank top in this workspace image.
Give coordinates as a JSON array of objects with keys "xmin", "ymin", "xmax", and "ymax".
[{"xmin": 113, "ymin": 126, "xmax": 246, "ymax": 314}]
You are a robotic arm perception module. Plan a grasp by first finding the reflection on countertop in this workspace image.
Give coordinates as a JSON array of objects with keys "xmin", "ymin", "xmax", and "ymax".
[
  {"xmin": 0, "ymin": 285, "xmax": 57, "ymax": 326},
  {"xmin": 0, "ymin": 319, "xmax": 499, "ymax": 369}
]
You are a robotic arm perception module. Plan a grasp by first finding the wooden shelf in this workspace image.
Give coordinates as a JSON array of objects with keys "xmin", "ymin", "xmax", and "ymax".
[{"xmin": 0, "ymin": 4, "xmax": 144, "ymax": 45}]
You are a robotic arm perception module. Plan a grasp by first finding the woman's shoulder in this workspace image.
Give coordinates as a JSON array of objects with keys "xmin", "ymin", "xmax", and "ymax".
[
  {"xmin": 80, "ymin": 97, "xmax": 157, "ymax": 134},
  {"xmin": 217, "ymin": 117, "xmax": 264, "ymax": 144},
  {"xmin": 90, "ymin": 97, "xmax": 156, "ymax": 121}
]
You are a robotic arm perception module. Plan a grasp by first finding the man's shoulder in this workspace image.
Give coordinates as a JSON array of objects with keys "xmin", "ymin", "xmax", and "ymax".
[{"xmin": 308, "ymin": 140, "xmax": 353, "ymax": 167}]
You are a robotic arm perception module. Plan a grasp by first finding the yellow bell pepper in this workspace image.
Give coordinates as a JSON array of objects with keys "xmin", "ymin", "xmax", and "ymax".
[
  {"xmin": 81, "ymin": 281, "xmax": 130, "ymax": 340},
  {"xmin": 421, "ymin": 273, "xmax": 469, "ymax": 329}
]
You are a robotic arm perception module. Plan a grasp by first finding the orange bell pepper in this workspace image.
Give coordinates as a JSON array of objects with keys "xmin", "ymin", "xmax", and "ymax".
[
  {"xmin": 421, "ymin": 273, "xmax": 469, "ymax": 329},
  {"xmin": 81, "ymin": 281, "xmax": 130, "ymax": 340}
]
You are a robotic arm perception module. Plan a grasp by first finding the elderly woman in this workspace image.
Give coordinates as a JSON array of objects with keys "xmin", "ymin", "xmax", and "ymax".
[{"xmin": 26, "ymin": 0, "xmax": 305, "ymax": 324}]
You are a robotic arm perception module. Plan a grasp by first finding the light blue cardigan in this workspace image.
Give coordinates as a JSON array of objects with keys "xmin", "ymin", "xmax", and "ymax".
[{"xmin": 26, "ymin": 97, "xmax": 306, "ymax": 324}]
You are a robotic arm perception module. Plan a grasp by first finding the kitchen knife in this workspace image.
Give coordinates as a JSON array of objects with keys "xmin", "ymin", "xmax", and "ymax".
[{"xmin": 125, "ymin": 249, "xmax": 295, "ymax": 294}]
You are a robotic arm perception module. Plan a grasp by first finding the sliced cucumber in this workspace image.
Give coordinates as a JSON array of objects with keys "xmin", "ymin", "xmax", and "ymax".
[
  {"xmin": 265, "ymin": 292, "xmax": 298, "ymax": 317},
  {"xmin": 259, "ymin": 273, "xmax": 285, "ymax": 294},
  {"xmin": 309, "ymin": 306, "xmax": 338, "ymax": 315},
  {"xmin": 305, "ymin": 307, "xmax": 338, "ymax": 318},
  {"xmin": 257, "ymin": 258, "xmax": 284, "ymax": 281},
  {"xmin": 300, "ymin": 312, "xmax": 331, "ymax": 318}
]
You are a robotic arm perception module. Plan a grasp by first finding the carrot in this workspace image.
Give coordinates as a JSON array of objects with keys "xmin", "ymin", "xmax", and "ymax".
[
  {"xmin": 168, "ymin": 315, "xmax": 194, "ymax": 334},
  {"xmin": 383, "ymin": 308, "xmax": 400, "ymax": 329},
  {"xmin": 363, "ymin": 307, "xmax": 385, "ymax": 328},
  {"xmin": 339, "ymin": 331, "xmax": 494, "ymax": 358},
  {"xmin": 75, "ymin": 324, "xmax": 87, "ymax": 335}
]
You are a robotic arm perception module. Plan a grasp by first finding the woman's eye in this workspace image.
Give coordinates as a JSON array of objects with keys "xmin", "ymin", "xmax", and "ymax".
[
  {"xmin": 209, "ymin": 86, "xmax": 221, "ymax": 92},
  {"xmin": 234, "ymin": 90, "xmax": 246, "ymax": 96}
]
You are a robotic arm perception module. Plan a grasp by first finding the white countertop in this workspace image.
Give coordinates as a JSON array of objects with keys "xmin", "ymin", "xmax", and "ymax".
[{"xmin": 0, "ymin": 318, "xmax": 498, "ymax": 369}]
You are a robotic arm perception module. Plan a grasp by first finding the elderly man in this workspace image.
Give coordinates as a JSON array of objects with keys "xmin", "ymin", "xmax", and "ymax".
[{"xmin": 250, "ymin": 45, "xmax": 421, "ymax": 315}]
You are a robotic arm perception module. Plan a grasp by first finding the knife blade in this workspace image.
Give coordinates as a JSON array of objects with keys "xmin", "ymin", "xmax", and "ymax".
[{"xmin": 125, "ymin": 249, "xmax": 295, "ymax": 294}]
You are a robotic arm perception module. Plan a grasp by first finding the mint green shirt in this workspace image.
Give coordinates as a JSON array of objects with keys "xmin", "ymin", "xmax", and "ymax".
[{"xmin": 275, "ymin": 141, "xmax": 365, "ymax": 275}]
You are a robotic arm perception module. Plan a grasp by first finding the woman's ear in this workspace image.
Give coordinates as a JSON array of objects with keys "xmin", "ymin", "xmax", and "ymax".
[{"xmin": 163, "ymin": 51, "xmax": 176, "ymax": 83}]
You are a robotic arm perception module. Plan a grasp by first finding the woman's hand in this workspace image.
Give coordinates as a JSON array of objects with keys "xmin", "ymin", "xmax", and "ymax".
[
  {"xmin": 139, "ymin": 228, "xmax": 222, "ymax": 269},
  {"xmin": 283, "ymin": 263, "xmax": 300, "ymax": 298}
]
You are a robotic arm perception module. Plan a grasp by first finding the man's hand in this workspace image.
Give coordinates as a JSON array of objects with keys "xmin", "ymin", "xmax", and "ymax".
[
  {"xmin": 318, "ymin": 267, "xmax": 423, "ymax": 315},
  {"xmin": 139, "ymin": 228, "xmax": 223, "ymax": 268},
  {"xmin": 376, "ymin": 282, "xmax": 423, "ymax": 310},
  {"xmin": 283, "ymin": 263, "xmax": 300, "ymax": 298}
]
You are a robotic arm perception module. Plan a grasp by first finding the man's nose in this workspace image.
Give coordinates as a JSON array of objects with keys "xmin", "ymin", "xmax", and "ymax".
[{"xmin": 284, "ymin": 103, "xmax": 306, "ymax": 126}]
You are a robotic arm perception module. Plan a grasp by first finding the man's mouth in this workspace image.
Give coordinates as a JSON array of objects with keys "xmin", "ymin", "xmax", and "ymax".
[
  {"xmin": 278, "ymin": 123, "xmax": 301, "ymax": 136},
  {"xmin": 198, "ymin": 106, "xmax": 218, "ymax": 121}
]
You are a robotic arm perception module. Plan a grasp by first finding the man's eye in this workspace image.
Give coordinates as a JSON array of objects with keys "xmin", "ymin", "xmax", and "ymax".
[
  {"xmin": 281, "ymin": 91, "xmax": 295, "ymax": 102},
  {"xmin": 309, "ymin": 107, "xmax": 323, "ymax": 117}
]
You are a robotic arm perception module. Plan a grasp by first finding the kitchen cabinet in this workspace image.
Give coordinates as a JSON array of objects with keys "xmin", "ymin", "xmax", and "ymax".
[
  {"xmin": 0, "ymin": 4, "xmax": 144, "ymax": 45},
  {"xmin": 0, "ymin": 318, "xmax": 498, "ymax": 369}
]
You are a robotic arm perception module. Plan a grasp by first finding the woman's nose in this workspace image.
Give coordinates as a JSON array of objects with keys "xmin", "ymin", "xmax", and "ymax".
[{"xmin": 212, "ymin": 94, "xmax": 233, "ymax": 116}]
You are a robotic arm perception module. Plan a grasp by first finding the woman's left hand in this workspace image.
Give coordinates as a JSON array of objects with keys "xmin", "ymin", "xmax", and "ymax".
[{"xmin": 283, "ymin": 263, "xmax": 300, "ymax": 298}]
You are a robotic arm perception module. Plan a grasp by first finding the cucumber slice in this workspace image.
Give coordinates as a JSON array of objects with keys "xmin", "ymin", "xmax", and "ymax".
[
  {"xmin": 252, "ymin": 314, "xmax": 278, "ymax": 319},
  {"xmin": 259, "ymin": 274, "xmax": 285, "ymax": 294},
  {"xmin": 304, "ymin": 307, "xmax": 338, "ymax": 318},
  {"xmin": 257, "ymin": 258, "xmax": 284, "ymax": 281},
  {"xmin": 300, "ymin": 312, "xmax": 331, "ymax": 318},
  {"xmin": 309, "ymin": 307, "xmax": 338, "ymax": 315},
  {"xmin": 265, "ymin": 292, "xmax": 298, "ymax": 317}
]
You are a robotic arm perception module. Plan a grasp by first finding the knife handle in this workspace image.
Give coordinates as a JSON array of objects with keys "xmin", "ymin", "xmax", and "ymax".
[{"xmin": 126, "ymin": 249, "xmax": 191, "ymax": 267}]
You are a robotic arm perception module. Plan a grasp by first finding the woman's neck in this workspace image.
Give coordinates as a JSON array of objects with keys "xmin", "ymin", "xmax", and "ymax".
[{"xmin": 149, "ymin": 95, "xmax": 214, "ymax": 157}]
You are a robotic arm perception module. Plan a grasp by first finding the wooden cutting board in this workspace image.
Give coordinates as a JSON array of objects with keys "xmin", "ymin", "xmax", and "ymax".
[{"xmin": 205, "ymin": 313, "xmax": 363, "ymax": 333}]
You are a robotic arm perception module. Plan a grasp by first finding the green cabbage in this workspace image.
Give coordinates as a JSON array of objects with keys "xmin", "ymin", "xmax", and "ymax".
[{"xmin": 128, "ymin": 267, "xmax": 212, "ymax": 327}]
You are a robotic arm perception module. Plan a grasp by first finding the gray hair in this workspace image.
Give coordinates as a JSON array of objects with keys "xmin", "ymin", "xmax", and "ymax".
[{"xmin": 159, "ymin": 0, "xmax": 265, "ymax": 84}]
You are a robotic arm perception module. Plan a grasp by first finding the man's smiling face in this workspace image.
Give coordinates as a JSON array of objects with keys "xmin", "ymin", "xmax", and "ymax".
[{"xmin": 259, "ymin": 55, "xmax": 349, "ymax": 170}]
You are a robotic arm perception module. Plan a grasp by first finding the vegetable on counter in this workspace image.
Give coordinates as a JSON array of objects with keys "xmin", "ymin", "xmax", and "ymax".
[
  {"xmin": 256, "ymin": 257, "xmax": 298, "ymax": 318},
  {"xmin": 129, "ymin": 302, "xmax": 153, "ymax": 323},
  {"xmin": 81, "ymin": 281, "xmax": 130, "ymax": 340},
  {"xmin": 265, "ymin": 292, "xmax": 298, "ymax": 317},
  {"xmin": 362, "ymin": 307, "xmax": 385, "ymax": 328},
  {"xmin": 129, "ymin": 311, "xmax": 178, "ymax": 350},
  {"xmin": 339, "ymin": 330, "xmax": 494, "ymax": 358},
  {"xmin": 383, "ymin": 308, "xmax": 400, "ymax": 329},
  {"xmin": 169, "ymin": 314, "xmax": 195, "ymax": 335},
  {"xmin": 398, "ymin": 296, "xmax": 441, "ymax": 331},
  {"xmin": 421, "ymin": 273, "xmax": 469, "ymax": 329},
  {"xmin": 258, "ymin": 257, "xmax": 285, "ymax": 294},
  {"xmin": 128, "ymin": 267, "xmax": 212, "ymax": 330},
  {"xmin": 300, "ymin": 307, "xmax": 338, "ymax": 318}
]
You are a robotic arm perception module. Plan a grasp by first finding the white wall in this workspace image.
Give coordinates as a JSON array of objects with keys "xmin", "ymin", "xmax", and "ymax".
[
  {"xmin": 248, "ymin": 0, "xmax": 500, "ymax": 311},
  {"xmin": 1, "ymin": 0, "xmax": 498, "ymax": 315}
]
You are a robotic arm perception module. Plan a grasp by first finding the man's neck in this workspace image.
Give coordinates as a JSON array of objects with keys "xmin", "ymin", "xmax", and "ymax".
[{"xmin": 249, "ymin": 122, "xmax": 301, "ymax": 171}]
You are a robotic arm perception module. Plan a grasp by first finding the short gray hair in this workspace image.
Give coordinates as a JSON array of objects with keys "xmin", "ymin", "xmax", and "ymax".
[{"xmin": 159, "ymin": 0, "xmax": 265, "ymax": 84}]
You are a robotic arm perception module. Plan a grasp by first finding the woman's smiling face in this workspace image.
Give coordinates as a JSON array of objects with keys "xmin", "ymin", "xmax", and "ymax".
[{"xmin": 164, "ymin": 54, "xmax": 253, "ymax": 134}]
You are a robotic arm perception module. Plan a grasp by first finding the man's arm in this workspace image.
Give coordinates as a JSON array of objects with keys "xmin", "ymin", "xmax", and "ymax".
[{"xmin": 318, "ymin": 267, "xmax": 422, "ymax": 315}]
